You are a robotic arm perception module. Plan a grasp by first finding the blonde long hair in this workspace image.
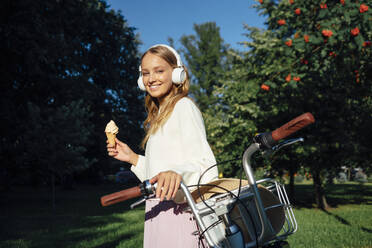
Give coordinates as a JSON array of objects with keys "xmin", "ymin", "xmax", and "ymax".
[{"xmin": 140, "ymin": 45, "xmax": 190, "ymax": 149}]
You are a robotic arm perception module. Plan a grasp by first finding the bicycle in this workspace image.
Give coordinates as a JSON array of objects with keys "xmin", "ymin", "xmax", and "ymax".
[{"xmin": 101, "ymin": 112, "xmax": 315, "ymax": 248}]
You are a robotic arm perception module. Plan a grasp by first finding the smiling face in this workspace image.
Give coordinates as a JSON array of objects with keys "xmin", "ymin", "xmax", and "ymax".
[{"xmin": 141, "ymin": 52, "xmax": 174, "ymax": 104}]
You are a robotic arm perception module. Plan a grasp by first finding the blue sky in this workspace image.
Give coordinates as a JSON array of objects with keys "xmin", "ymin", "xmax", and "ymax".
[{"xmin": 106, "ymin": 0, "xmax": 266, "ymax": 53}]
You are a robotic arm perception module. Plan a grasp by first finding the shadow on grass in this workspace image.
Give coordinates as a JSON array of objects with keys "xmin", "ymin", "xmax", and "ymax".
[
  {"xmin": 321, "ymin": 208, "xmax": 372, "ymax": 235},
  {"xmin": 92, "ymin": 233, "xmax": 135, "ymax": 248},
  {"xmin": 360, "ymin": 227, "xmax": 372, "ymax": 234},
  {"xmin": 321, "ymin": 209, "xmax": 351, "ymax": 225},
  {"xmin": 28, "ymin": 222, "xmax": 136, "ymax": 248},
  {"xmin": 291, "ymin": 183, "xmax": 372, "ymax": 209},
  {"xmin": 0, "ymin": 183, "xmax": 144, "ymax": 248}
]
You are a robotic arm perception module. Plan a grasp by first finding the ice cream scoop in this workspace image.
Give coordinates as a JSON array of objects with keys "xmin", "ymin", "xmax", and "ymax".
[{"xmin": 105, "ymin": 120, "xmax": 119, "ymax": 145}]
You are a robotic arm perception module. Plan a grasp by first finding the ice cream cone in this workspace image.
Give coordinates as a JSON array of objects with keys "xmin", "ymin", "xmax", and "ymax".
[
  {"xmin": 106, "ymin": 132, "xmax": 116, "ymax": 146},
  {"xmin": 105, "ymin": 120, "xmax": 119, "ymax": 146}
]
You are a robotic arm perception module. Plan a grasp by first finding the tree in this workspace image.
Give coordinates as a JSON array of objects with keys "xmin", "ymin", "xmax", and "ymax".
[
  {"xmin": 0, "ymin": 0, "xmax": 144, "ymax": 189},
  {"xmin": 180, "ymin": 22, "xmax": 231, "ymax": 112},
  {"xmin": 24, "ymin": 100, "xmax": 95, "ymax": 209},
  {"xmin": 202, "ymin": 54, "xmax": 260, "ymax": 177},
  {"xmin": 215, "ymin": 0, "xmax": 371, "ymax": 208}
]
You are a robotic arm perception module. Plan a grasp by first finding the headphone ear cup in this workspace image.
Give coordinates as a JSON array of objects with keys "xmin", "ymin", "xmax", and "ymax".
[
  {"xmin": 137, "ymin": 76, "xmax": 146, "ymax": 91},
  {"xmin": 172, "ymin": 67, "xmax": 186, "ymax": 84}
]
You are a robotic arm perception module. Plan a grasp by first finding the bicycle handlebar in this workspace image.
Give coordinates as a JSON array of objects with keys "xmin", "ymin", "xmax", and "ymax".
[
  {"xmin": 101, "ymin": 180, "xmax": 156, "ymax": 207},
  {"xmin": 254, "ymin": 112, "xmax": 315, "ymax": 149},
  {"xmin": 101, "ymin": 186, "xmax": 142, "ymax": 206},
  {"xmin": 101, "ymin": 113, "xmax": 315, "ymax": 207},
  {"xmin": 271, "ymin": 112, "xmax": 315, "ymax": 141}
]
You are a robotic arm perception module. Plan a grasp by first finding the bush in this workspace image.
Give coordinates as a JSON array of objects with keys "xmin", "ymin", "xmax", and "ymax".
[
  {"xmin": 337, "ymin": 172, "xmax": 348, "ymax": 183},
  {"xmin": 355, "ymin": 171, "xmax": 367, "ymax": 183},
  {"xmin": 294, "ymin": 174, "xmax": 304, "ymax": 183}
]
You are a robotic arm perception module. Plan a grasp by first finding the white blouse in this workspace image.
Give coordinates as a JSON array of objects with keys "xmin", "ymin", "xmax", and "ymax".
[{"xmin": 131, "ymin": 97, "xmax": 218, "ymax": 187}]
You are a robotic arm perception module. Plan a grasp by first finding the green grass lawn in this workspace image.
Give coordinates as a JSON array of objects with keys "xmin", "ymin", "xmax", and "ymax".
[
  {"xmin": 0, "ymin": 184, "xmax": 145, "ymax": 248},
  {"xmin": 288, "ymin": 181, "xmax": 372, "ymax": 248},
  {"xmin": 1, "ymin": 182, "xmax": 371, "ymax": 248}
]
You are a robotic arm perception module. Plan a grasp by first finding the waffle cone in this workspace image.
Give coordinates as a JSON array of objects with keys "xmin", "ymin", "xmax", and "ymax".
[{"xmin": 106, "ymin": 132, "xmax": 116, "ymax": 146}]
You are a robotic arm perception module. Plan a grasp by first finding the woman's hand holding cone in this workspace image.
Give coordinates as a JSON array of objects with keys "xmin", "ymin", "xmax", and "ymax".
[{"xmin": 107, "ymin": 138, "xmax": 139, "ymax": 166}]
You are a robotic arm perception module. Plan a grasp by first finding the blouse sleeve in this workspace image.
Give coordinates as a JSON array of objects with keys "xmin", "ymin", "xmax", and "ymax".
[
  {"xmin": 130, "ymin": 155, "xmax": 146, "ymax": 182},
  {"xmin": 170, "ymin": 98, "xmax": 218, "ymax": 185}
]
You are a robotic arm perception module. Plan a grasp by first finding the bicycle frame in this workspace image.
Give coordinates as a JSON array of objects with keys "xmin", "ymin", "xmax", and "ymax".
[
  {"xmin": 179, "ymin": 140, "xmax": 299, "ymax": 248},
  {"xmin": 101, "ymin": 112, "xmax": 315, "ymax": 248}
]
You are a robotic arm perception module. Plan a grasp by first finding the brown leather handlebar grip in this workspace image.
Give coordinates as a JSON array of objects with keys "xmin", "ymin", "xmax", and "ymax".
[
  {"xmin": 101, "ymin": 186, "xmax": 142, "ymax": 207},
  {"xmin": 271, "ymin": 112, "xmax": 315, "ymax": 141}
]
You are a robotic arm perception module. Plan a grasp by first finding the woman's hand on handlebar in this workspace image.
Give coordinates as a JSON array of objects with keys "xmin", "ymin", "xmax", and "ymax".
[
  {"xmin": 150, "ymin": 171, "xmax": 182, "ymax": 202},
  {"xmin": 107, "ymin": 138, "xmax": 138, "ymax": 165}
]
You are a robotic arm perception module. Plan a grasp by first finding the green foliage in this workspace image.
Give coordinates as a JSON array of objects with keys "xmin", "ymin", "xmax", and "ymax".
[
  {"xmin": 204, "ymin": 61, "xmax": 260, "ymax": 176},
  {"xmin": 223, "ymin": 0, "xmax": 371, "ymax": 207},
  {"xmin": 179, "ymin": 1, "xmax": 371, "ymax": 208},
  {"xmin": 23, "ymin": 100, "xmax": 96, "ymax": 179},
  {"xmin": 180, "ymin": 22, "xmax": 231, "ymax": 112},
  {"xmin": 0, "ymin": 0, "xmax": 144, "ymax": 185},
  {"xmin": 253, "ymin": 0, "xmax": 371, "ymax": 89}
]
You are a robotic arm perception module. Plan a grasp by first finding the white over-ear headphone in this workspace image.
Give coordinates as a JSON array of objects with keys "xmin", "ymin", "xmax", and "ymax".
[{"xmin": 137, "ymin": 44, "xmax": 186, "ymax": 91}]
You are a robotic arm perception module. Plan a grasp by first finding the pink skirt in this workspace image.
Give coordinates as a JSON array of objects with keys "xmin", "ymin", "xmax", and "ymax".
[{"xmin": 144, "ymin": 198, "xmax": 209, "ymax": 248}]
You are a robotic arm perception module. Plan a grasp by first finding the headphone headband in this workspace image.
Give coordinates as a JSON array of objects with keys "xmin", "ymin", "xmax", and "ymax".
[{"xmin": 148, "ymin": 44, "xmax": 183, "ymax": 67}]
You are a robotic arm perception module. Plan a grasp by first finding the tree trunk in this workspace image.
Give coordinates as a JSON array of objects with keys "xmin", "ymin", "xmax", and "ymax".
[
  {"xmin": 312, "ymin": 169, "xmax": 329, "ymax": 209},
  {"xmin": 288, "ymin": 168, "xmax": 295, "ymax": 203},
  {"xmin": 51, "ymin": 173, "xmax": 56, "ymax": 213}
]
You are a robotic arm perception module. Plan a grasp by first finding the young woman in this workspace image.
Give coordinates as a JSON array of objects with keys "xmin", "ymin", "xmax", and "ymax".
[{"xmin": 107, "ymin": 44, "xmax": 218, "ymax": 247}]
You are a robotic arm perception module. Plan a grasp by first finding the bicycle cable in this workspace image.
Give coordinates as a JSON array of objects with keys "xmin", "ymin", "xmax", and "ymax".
[
  {"xmin": 188, "ymin": 182, "xmax": 259, "ymax": 248},
  {"xmin": 192, "ymin": 155, "xmax": 259, "ymax": 247},
  {"xmin": 196, "ymin": 157, "xmax": 240, "ymax": 214}
]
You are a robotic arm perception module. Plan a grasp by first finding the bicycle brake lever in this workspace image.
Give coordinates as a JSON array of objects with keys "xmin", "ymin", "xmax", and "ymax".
[
  {"xmin": 130, "ymin": 181, "xmax": 158, "ymax": 209},
  {"xmin": 130, "ymin": 197, "xmax": 147, "ymax": 209},
  {"xmin": 274, "ymin": 137, "xmax": 304, "ymax": 151},
  {"xmin": 262, "ymin": 137, "xmax": 304, "ymax": 157}
]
